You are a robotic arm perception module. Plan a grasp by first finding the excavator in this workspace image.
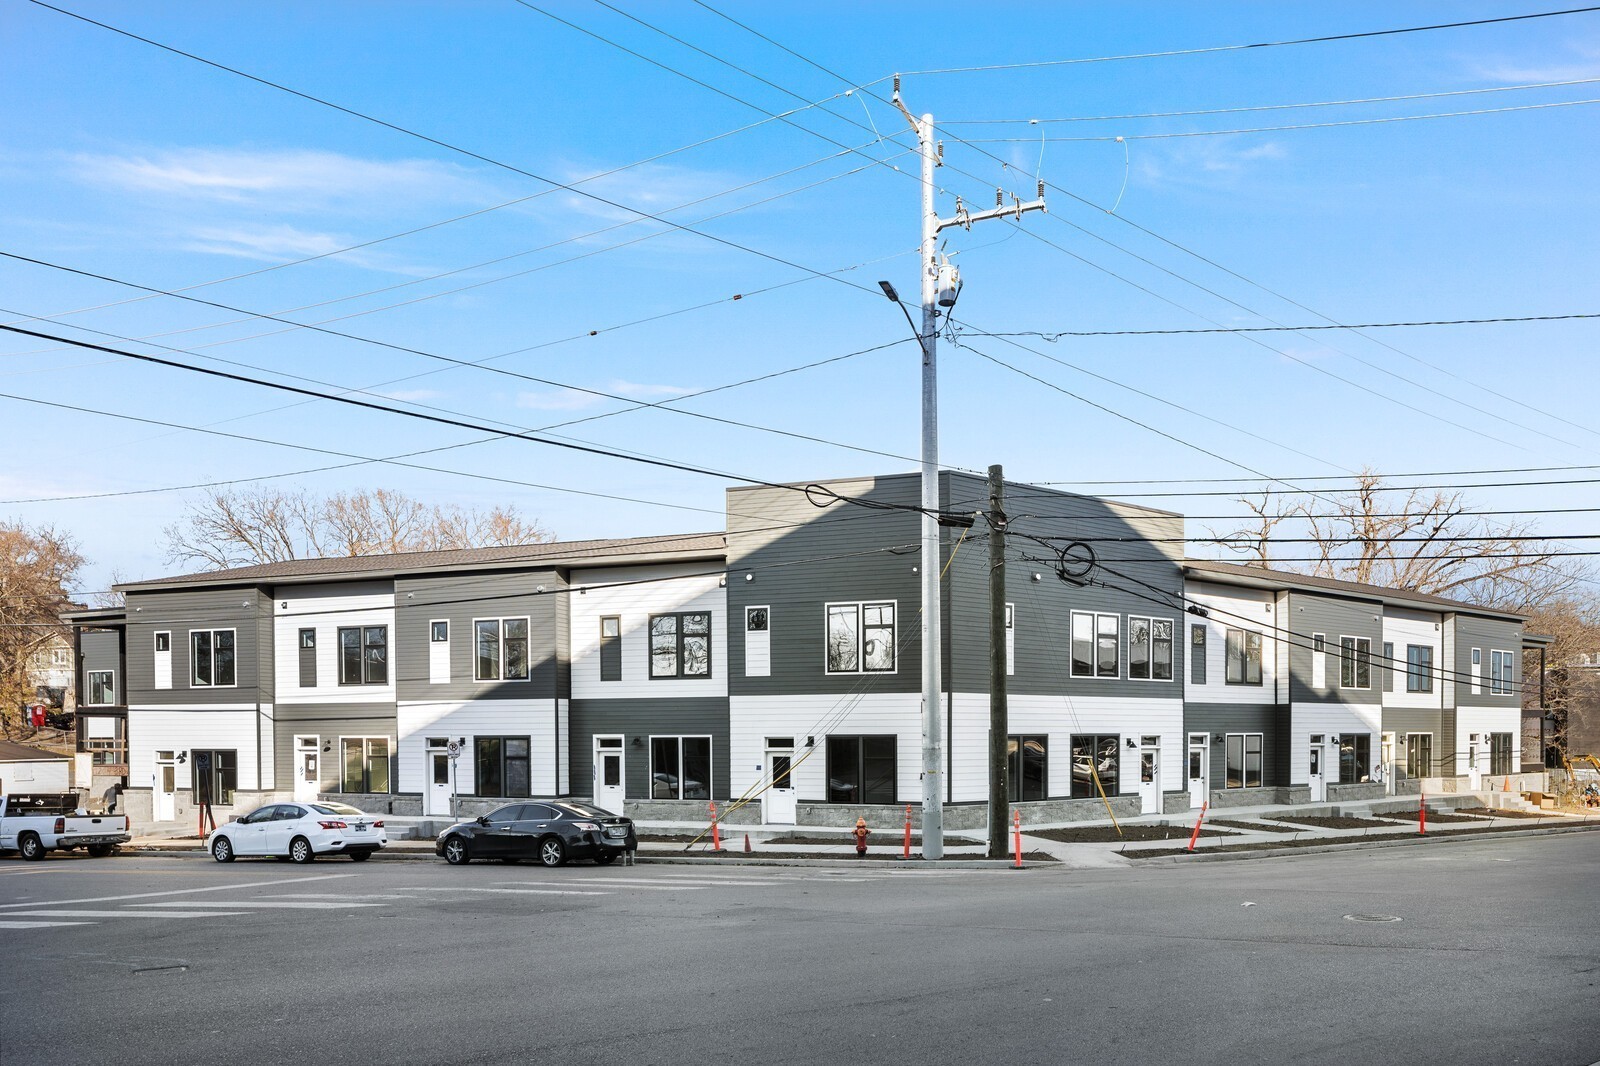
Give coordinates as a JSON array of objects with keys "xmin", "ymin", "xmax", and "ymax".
[{"xmin": 1559, "ymin": 751, "xmax": 1600, "ymax": 807}]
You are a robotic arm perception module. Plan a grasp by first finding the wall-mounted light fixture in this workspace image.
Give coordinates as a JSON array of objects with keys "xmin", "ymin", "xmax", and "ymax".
[
  {"xmin": 535, "ymin": 585, "xmax": 546, "ymax": 594},
  {"xmin": 1126, "ymin": 738, "xmax": 1137, "ymax": 749},
  {"xmin": 176, "ymin": 751, "xmax": 187, "ymax": 764},
  {"xmin": 745, "ymin": 573, "xmax": 755, "ymax": 583},
  {"xmin": 322, "ymin": 742, "xmax": 332, "ymax": 753},
  {"xmin": 631, "ymin": 737, "xmax": 643, "ymax": 748},
  {"xmin": 1032, "ymin": 573, "xmax": 1043, "ymax": 583},
  {"xmin": 718, "ymin": 576, "xmax": 727, "ymax": 588},
  {"xmin": 805, "ymin": 736, "xmax": 815, "ymax": 748},
  {"xmin": 281, "ymin": 601, "xmax": 288, "ymax": 609}
]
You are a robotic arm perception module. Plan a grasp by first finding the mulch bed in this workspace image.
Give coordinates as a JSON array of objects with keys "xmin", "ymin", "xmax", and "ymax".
[
  {"xmin": 1207, "ymin": 818, "xmax": 1297, "ymax": 834},
  {"xmin": 1265, "ymin": 815, "xmax": 1396, "ymax": 830},
  {"xmin": 1455, "ymin": 806, "xmax": 1556, "ymax": 819},
  {"xmin": 1030, "ymin": 824, "xmax": 1237, "ymax": 844},
  {"xmin": 1377, "ymin": 811, "xmax": 1490, "ymax": 824}
]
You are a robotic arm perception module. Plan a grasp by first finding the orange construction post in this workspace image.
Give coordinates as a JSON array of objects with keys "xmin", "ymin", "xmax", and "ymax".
[
  {"xmin": 1012, "ymin": 809, "xmax": 1023, "ymax": 868},
  {"xmin": 709, "ymin": 800, "xmax": 722, "ymax": 851},
  {"xmin": 903, "ymin": 804, "xmax": 912, "ymax": 859},
  {"xmin": 1418, "ymin": 791, "xmax": 1426, "ymax": 836},
  {"xmin": 1186, "ymin": 801, "xmax": 1208, "ymax": 852}
]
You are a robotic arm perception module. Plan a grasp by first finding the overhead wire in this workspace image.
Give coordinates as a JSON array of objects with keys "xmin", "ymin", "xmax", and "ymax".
[{"xmin": 957, "ymin": 312, "xmax": 1600, "ymax": 338}]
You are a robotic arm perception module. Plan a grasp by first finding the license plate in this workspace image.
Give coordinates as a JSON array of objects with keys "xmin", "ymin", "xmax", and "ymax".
[
  {"xmin": 605, "ymin": 827, "xmax": 627, "ymax": 838},
  {"xmin": 352, "ymin": 825, "xmax": 367, "ymax": 833}
]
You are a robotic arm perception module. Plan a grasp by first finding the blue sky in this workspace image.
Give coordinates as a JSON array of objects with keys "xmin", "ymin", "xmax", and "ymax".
[{"xmin": 4, "ymin": 1, "xmax": 1598, "ymax": 594}]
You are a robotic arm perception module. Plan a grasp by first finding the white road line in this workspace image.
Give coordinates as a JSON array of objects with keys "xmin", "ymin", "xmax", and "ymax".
[
  {"xmin": 267, "ymin": 893, "xmax": 414, "ymax": 900},
  {"xmin": 406, "ymin": 887, "xmax": 611, "ymax": 897},
  {"xmin": 0, "ymin": 919, "xmax": 95, "ymax": 928},
  {"xmin": 5, "ymin": 909, "xmax": 246, "ymax": 919},
  {"xmin": 0, "ymin": 872, "xmax": 354, "ymax": 910},
  {"xmin": 491, "ymin": 880, "xmax": 701, "ymax": 892},
  {"xmin": 133, "ymin": 901, "xmax": 385, "ymax": 910}
]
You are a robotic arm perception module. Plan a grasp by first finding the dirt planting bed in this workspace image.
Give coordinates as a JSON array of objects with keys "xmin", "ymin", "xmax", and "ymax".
[
  {"xmin": 1031, "ymin": 824, "xmax": 1238, "ymax": 844},
  {"xmin": 1207, "ymin": 818, "xmax": 1296, "ymax": 834},
  {"xmin": 1266, "ymin": 815, "xmax": 1396, "ymax": 830}
]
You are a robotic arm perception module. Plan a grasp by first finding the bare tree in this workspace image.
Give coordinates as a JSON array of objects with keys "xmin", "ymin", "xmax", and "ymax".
[
  {"xmin": 0, "ymin": 521, "xmax": 84, "ymax": 738},
  {"xmin": 1208, "ymin": 470, "xmax": 1591, "ymax": 614},
  {"xmin": 165, "ymin": 487, "xmax": 553, "ymax": 570}
]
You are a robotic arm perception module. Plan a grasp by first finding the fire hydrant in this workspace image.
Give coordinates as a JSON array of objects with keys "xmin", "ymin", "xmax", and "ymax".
[{"xmin": 852, "ymin": 816, "xmax": 870, "ymax": 857}]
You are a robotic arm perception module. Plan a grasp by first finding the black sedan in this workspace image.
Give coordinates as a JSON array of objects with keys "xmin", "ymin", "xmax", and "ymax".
[{"xmin": 436, "ymin": 800, "xmax": 635, "ymax": 867}]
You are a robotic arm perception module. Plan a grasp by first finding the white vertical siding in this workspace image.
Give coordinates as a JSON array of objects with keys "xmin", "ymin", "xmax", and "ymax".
[
  {"xmin": 745, "ymin": 605, "xmax": 771, "ymax": 677},
  {"xmin": 569, "ymin": 564, "xmax": 727, "ymax": 700},
  {"xmin": 429, "ymin": 621, "xmax": 450, "ymax": 684},
  {"xmin": 273, "ymin": 582, "xmax": 396, "ymax": 704},
  {"xmin": 153, "ymin": 639, "xmax": 172, "ymax": 690}
]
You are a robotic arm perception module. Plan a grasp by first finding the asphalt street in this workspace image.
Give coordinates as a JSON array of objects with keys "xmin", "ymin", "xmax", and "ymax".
[{"xmin": 1, "ymin": 834, "xmax": 1596, "ymax": 1066}]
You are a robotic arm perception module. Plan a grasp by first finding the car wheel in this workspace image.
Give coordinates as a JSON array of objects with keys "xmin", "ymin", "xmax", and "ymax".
[
  {"xmin": 87, "ymin": 844, "xmax": 114, "ymax": 858},
  {"xmin": 348, "ymin": 850, "xmax": 372, "ymax": 862},
  {"xmin": 594, "ymin": 851, "xmax": 617, "ymax": 865},
  {"xmin": 18, "ymin": 833, "xmax": 44, "ymax": 861},
  {"xmin": 288, "ymin": 836, "xmax": 315, "ymax": 864},
  {"xmin": 537, "ymin": 836, "xmax": 566, "ymax": 868},
  {"xmin": 212, "ymin": 836, "xmax": 235, "ymax": 863},
  {"xmin": 442, "ymin": 835, "xmax": 470, "ymax": 865}
]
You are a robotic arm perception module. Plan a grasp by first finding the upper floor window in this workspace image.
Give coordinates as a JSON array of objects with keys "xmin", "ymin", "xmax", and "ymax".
[
  {"xmin": 85, "ymin": 670, "xmax": 115, "ymax": 706},
  {"xmin": 1128, "ymin": 617, "xmax": 1173, "ymax": 681},
  {"xmin": 475, "ymin": 618, "xmax": 530, "ymax": 681},
  {"xmin": 1190, "ymin": 624, "xmax": 1207, "ymax": 684},
  {"xmin": 826, "ymin": 603, "xmax": 893, "ymax": 674},
  {"xmin": 1225, "ymin": 629, "xmax": 1263, "ymax": 686},
  {"xmin": 651, "ymin": 612, "xmax": 712, "ymax": 678},
  {"xmin": 1070, "ymin": 612, "xmax": 1119, "ymax": 678},
  {"xmin": 600, "ymin": 616, "xmax": 622, "ymax": 682},
  {"xmin": 431, "ymin": 620, "xmax": 449, "ymax": 643},
  {"xmin": 1405, "ymin": 644, "xmax": 1434, "ymax": 693},
  {"xmin": 1339, "ymin": 637, "xmax": 1371, "ymax": 689},
  {"xmin": 338, "ymin": 626, "xmax": 387, "ymax": 686},
  {"xmin": 1490, "ymin": 649, "xmax": 1514, "ymax": 694},
  {"xmin": 299, "ymin": 628, "xmax": 316, "ymax": 650},
  {"xmin": 154, "ymin": 631, "xmax": 171, "ymax": 653},
  {"xmin": 191, "ymin": 629, "xmax": 237, "ymax": 687}
]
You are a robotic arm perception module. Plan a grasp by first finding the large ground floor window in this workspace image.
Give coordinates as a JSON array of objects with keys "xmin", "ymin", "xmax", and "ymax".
[
  {"xmin": 342, "ymin": 737, "xmax": 391, "ymax": 794},
  {"xmin": 1070, "ymin": 734, "xmax": 1119, "ymax": 798},
  {"xmin": 826, "ymin": 735, "xmax": 896, "ymax": 804},
  {"xmin": 1406, "ymin": 733, "xmax": 1433, "ymax": 778},
  {"xmin": 192, "ymin": 749, "xmax": 238, "ymax": 806},
  {"xmin": 1008, "ymin": 735, "xmax": 1048, "ymax": 801},
  {"xmin": 1337, "ymin": 733, "xmax": 1371, "ymax": 784},
  {"xmin": 651, "ymin": 736, "xmax": 711, "ymax": 800},
  {"xmin": 1488, "ymin": 732, "xmax": 1513, "ymax": 776},
  {"xmin": 1224, "ymin": 733, "xmax": 1263, "ymax": 789},
  {"xmin": 476, "ymin": 736, "xmax": 531, "ymax": 798}
]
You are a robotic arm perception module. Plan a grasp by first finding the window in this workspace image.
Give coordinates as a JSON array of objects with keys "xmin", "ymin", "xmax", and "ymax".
[
  {"xmin": 1406, "ymin": 733, "xmax": 1433, "ymax": 778},
  {"xmin": 1070, "ymin": 612, "xmax": 1119, "ymax": 678},
  {"xmin": 190, "ymin": 629, "xmax": 236, "ymax": 687},
  {"xmin": 1225, "ymin": 629, "xmax": 1263, "ymax": 686},
  {"xmin": 474, "ymin": 618, "xmax": 530, "ymax": 681},
  {"xmin": 650, "ymin": 736, "xmax": 711, "ymax": 800},
  {"xmin": 431, "ymin": 621, "xmax": 449, "ymax": 643},
  {"xmin": 1488, "ymin": 732, "xmax": 1513, "ymax": 775},
  {"xmin": 650, "ymin": 612, "xmax": 712, "ymax": 678},
  {"xmin": 154, "ymin": 631, "xmax": 170, "ymax": 652},
  {"xmin": 475, "ymin": 736, "xmax": 531, "ymax": 798},
  {"xmin": 1128, "ymin": 617, "xmax": 1173, "ymax": 681},
  {"xmin": 1070, "ymin": 734, "xmax": 1119, "ymax": 798},
  {"xmin": 1383, "ymin": 641, "xmax": 1395, "ymax": 692},
  {"xmin": 1190, "ymin": 625, "xmax": 1207, "ymax": 684},
  {"xmin": 600, "ymin": 616, "xmax": 621, "ymax": 682},
  {"xmin": 299, "ymin": 628, "xmax": 316, "ymax": 650},
  {"xmin": 1339, "ymin": 637, "xmax": 1371, "ymax": 689},
  {"xmin": 747, "ymin": 608, "xmax": 768, "ymax": 632},
  {"xmin": 341, "ymin": 737, "xmax": 391, "ymax": 794},
  {"xmin": 826, "ymin": 735, "xmax": 896, "ymax": 804},
  {"xmin": 1405, "ymin": 644, "xmax": 1434, "ymax": 693},
  {"xmin": 336, "ymin": 626, "xmax": 387, "ymax": 685},
  {"xmin": 192, "ymin": 749, "xmax": 238, "ymax": 806},
  {"xmin": 1337, "ymin": 734, "xmax": 1371, "ymax": 784},
  {"xmin": 1225, "ymin": 733, "xmax": 1264, "ymax": 789},
  {"xmin": 1008, "ymin": 735, "xmax": 1048, "ymax": 801},
  {"xmin": 1490, "ymin": 650, "xmax": 1514, "ymax": 694},
  {"xmin": 84, "ymin": 716, "xmax": 126, "ymax": 765},
  {"xmin": 826, "ymin": 602, "xmax": 895, "ymax": 674},
  {"xmin": 298, "ymin": 627, "xmax": 317, "ymax": 689},
  {"xmin": 85, "ymin": 670, "xmax": 114, "ymax": 706}
]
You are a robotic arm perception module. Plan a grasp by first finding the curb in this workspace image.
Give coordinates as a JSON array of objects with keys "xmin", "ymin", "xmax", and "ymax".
[
  {"xmin": 1128, "ymin": 820, "xmax": 1600, "ymax": 863},
  {"xmin": 115, "ymin": 844, "xmax": 1024, "ymax": 868}
]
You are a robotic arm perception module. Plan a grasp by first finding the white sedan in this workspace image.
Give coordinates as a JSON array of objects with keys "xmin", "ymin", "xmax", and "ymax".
[{"xmin": 210, "ymin": 801, "xmax": 388, "ymax": 864}]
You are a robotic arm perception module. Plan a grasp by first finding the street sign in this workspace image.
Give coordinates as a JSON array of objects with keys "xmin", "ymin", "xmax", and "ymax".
[{"xmin": 446, "ymin": 740, "xmax": 461, "ymax": 759}]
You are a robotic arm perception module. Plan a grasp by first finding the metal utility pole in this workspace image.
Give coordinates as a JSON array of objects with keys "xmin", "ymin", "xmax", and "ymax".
[
  {"xmin": 890, "ymin": 77, "xmax": 1045, "ymax": 862},
  {"xmin": 987, "ymin": 465, "xmax": 1009, "ymax": 859}
]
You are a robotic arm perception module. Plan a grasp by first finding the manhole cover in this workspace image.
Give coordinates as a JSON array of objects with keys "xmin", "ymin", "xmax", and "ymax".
[{"xmin": 1343, "ymin": 914, "xmax": 1402, "ymax": 923}]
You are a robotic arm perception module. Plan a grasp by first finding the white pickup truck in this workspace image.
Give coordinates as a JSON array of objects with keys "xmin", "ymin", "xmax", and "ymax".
[{"xmin": 0, "ymin": 793, "xmax": 131, "ymax": 861}]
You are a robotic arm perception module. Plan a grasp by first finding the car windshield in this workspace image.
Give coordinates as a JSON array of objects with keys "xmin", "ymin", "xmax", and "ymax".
[
  {"xmin": 552, "ymin": 801, "xmax": 611, "ymax": 819},
  {"xmin": 309, "ymin": 802, "xmax": 365, "ymax": 817}
]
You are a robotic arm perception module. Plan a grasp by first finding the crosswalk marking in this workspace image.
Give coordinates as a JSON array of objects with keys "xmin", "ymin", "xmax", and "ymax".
[
  {"xmin": 492, "ymin": 879, "xmax": 700, "ymax": 892},
  {"xmin": 0, "ymin": 872, "xmax": 354, "ymax": 910},
  {"xmin": 407, "ymin": 886, "xmax": 610, "ymax": 897},
  {"xmin": 268, "ymin": 893, "xmax": 413, "ymax": 900},
  {"xmin": 133, "ymin": 900, "xmax": 385, "ymax": 910},
  {"xmin": 5, "ymin": 909, "xmax": 246, "ymax": 919},
  {"xmin": 0, "ymin": 919, "xmax": 93, "ymax": 928}
]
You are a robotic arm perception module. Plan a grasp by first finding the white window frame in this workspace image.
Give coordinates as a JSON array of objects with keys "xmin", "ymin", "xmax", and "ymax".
[
  {"xmin": 1127, "ymin": 615, "xmax": 1174, "ymax": 682},
  {"xmin": 1070, "ymin": 611, "xmax": 1120, "ymax": 679},
  {"xmin": 430, "ymin": 620, "xmax": 449, "ymax": 643},
  {"xmin": 85, "ymin": 669, "xmax": 115, "ymax": 706},
  {"xmin": 1490, "ymin": 649, "xmax": 1514, "ymax": 694},
  {"xmin": 824, "ymin": 601, "xmax": 897, "ymax": 675},
  {"xmin": 1224, "ymin": 732, "xmax": 1264, "ymax": 789},
  {"xmin": 649, "ymin": 734, "xmax": 713, "ymax": 800},
  {"xmin": 1225, "ymin": 628, "xmax": 1264, "ymax": 686},
  {"xmin": 338, "ymin": 734, "xmax": 392, "ymax": 794},
  {"xmin": 649, "ymin": 612, "xmax": 714, "ymax": 679},
  {"xmin": 1339, "ymin": 635, "xmax": 1372, "ymax": 690},
  {"xmin": 188, "ymin": 628, "xmax": 238, "ymax": 689},
  {"xmin": 473, "ymin": 616, "xmax": 531, "ymax": 683}
]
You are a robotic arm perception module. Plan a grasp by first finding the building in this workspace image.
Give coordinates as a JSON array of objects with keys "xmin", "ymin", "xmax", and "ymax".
[
  {"xmin": 62, "ymin": 472, "xmax": 1537, "ymax": 831},
  {"xmin": 0, "ymin": 739, "xmax": 73, "ymax": 793}
]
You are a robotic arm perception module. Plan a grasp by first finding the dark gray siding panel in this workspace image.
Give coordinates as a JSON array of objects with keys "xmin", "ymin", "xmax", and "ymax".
[
  {"xmin": 79, "ymin": 630, "xmax": 122, "ymax": 700},
  {"xmin": 298, "ymin": 633, "xmax": 317, "ymax": 688},
  {"xmin": 1384, "ymin": 707, "xmax": 1444, "ymax": 777},
  {"xmin": 124, "ymin": 586, "xmax": 267, "ymax": 705},
  {"xmin": 1454, "ymin": 614, "xmax": 1522, "ymax": 708},
  {"xmin": 569, "ymin": 697, "xmax": 729, "ymax": 801},
  {"xmin": 1186, "ymin": 703, "xmax": 1291, "ymax": 787},
  {"xmin": 272, "ymin": 704, "xmax": 397, "ymax": 792},
  {"xmin": 394, "ymin": 570, "xmax": 565, "ymax": 702},
  {"xmin": 1288, "ymin": 591, "xmax": 1384, "ymax": 704}
]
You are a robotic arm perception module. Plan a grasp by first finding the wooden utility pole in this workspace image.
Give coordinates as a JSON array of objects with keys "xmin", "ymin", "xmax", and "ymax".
[{"xmin": 988, "ymin": 464, "xmax": 1009, "ymax": 859}]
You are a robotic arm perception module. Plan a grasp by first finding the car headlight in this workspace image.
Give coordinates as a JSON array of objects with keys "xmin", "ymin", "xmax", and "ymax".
[{"xmin": 571, "ymin": 821, "xmax": 601, "ymax": 832}]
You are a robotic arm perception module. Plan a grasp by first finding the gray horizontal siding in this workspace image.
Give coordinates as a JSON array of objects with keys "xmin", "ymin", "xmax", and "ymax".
[
  {"xmin": 1454, "ymin": 614, "xmax": 1522, "ymax": 708},
  {"xmin": 569, "ymin": 696, "xmax": 729, "ymax": 802},
  {"xmin": 1186, "ymin": 703, "xmax": 1291, "ymax": 788},
  {"xmin": 1288, "ymin": 591, "xmax": 1383, "ymax": 704},
  {"xmin": 272, "ymin": 705, "xmax": 398, "ymax": 792},
  {"xmin": 394, "ymin": 569, "xmax": 565, "ymax": 702},
  {"xmin": 124, "ymin": 586, "xmax": 268, "ymax": 705}
]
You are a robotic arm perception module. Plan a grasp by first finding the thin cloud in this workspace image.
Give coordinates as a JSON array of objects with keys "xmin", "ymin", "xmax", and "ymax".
[
  {"xmin": 1475, "ymin": 41, "xmax": 1600, "ymax": 83},
  {"xmin": 181, "ymin": 223, "xmax": 433, "ymax": 274},
  {"xmin": 607, "ymin": 379, "xmax": 695, "ymax": 400},
  {"xmin": 376, "ymin": 389, "xmax": 445, "ymax": 403},
  {"xmin": 515, "ymin": 389, "xmax": 603, "ymax": 411}
]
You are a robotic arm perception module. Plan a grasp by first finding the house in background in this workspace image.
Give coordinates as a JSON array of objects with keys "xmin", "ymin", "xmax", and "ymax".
[{"xmin": 0, "ymin": 739, "xmax": 73, "ymax": 793}]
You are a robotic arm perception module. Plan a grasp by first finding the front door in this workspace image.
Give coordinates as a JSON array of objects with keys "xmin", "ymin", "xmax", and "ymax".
[
  {"xmin": 294, "ymin": 736, "xmax": 320, "ymax": 802},
  {"xmin": 765, "ymin": 751, "xmax": 797, "ymax": 825},
  {"xmin": 1187, "ymin": 734, "xmax": 1208, "ymax": 809},
  {"xmin": 426, "ymin": 750, "xmax": 455, "ymax": 817},
  {"xmin": 593, "ymin": 736, "xmax": 625, "ymax": 814},
  {"xmin": 1308, "ymin": 742, "xmax": 1326, "ymax": 802},
  {"xmin": 1381, "ymin": 732, "xmax": 1396, "ymax": 795},
  {"xmin": 1138, "ymin": 744, "xmax": 1161, "ymax": 814},
  {"xmin": 1466, "ymin": 733, "xmax": 1483, "ymax": 790},
  {"xmin": 155, "ymin": 751, "xmax": 176, "ymax": 821}
]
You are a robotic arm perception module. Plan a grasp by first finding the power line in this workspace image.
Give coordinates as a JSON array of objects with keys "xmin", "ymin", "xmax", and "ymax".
[
  {"xmin": 1011, "ymin": 476, "xmax": 1600, "ymax": 500},
  {"xmin": 1035, "ymin": 463, "xmax": 1600, "ymax": 487},
  {"xmin": 892, "ymin": 7, "xmax": 1600, "ymax": 77},
  {"xmin": 957, "ymin": 312, "xmax": 1600, "ymax": 338}
]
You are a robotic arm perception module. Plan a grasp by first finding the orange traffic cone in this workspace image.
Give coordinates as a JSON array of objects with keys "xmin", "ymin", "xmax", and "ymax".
[{"xmin": 743, "ymin": 834, "xmax": 752, "ymax": 853}]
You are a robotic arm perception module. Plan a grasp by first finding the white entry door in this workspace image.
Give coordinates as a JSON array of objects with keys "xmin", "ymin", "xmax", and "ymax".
[
  {"xmin": 1138, "ymin": 743, "xmax": 1162, "ymax": 815},
  {"xmin": 1381, "ymin": 732, "xmax": 1396, "ymax": 795},
  {"xmin": 155, "ymin": 751, "xmax": 177, "ymax": 821},
  {"xmin": 294, "ymin": 736, "xmax": 320, "ymax": 802},
  {"xmin": 426, "ymin": 750, "xmax": 455, "ymax": 817},
  {"xmin": 764, "ymin": 750, "xmax": 797, "ymax": 825},
  {"xmin": 1466, "ymin": 733, "xmax": 1484, "ymax": 790},
  {"xmin": 1187, "ymin": 734, "xmax": 1208, "ymax": 809},
  {"xmin": 593, "ymin": 736, "xmax": 625, "ymax": 814},
  {"xmin": 1308, "ymin": 740, "xmax": 1327, "ymax": 802}
]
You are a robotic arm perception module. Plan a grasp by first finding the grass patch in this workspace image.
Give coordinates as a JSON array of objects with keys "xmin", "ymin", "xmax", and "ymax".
[{"xmin": 1031, "ymin": 824, "xmax": 1237, "ymax": 844}]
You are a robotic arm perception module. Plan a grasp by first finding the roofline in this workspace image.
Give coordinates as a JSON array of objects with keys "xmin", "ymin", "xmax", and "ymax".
[
  {"xmin": 61, "ymin": 607, "xmax": 126, "ymax": 626},
  {"xmin": 728, "ymin": 470, "xmax": 1186, "ymax": 520},
  {"xmin": 1181, "ymin": 561, "xmax": 1525, "ymax": 622}
]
